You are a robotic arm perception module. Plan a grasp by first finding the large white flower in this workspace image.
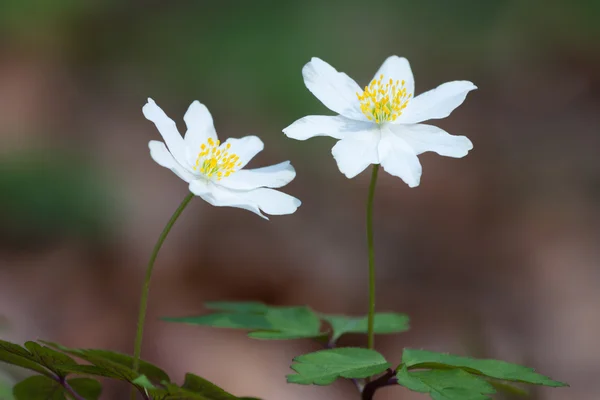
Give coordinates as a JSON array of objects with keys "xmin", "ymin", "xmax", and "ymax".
[
  {"xmin": 143, "ymin": 98, "xmax": 301, "ymax": 219},
  {"xmin": 283, "ymin": 56, "xmax": 476, "ymax": 187}
]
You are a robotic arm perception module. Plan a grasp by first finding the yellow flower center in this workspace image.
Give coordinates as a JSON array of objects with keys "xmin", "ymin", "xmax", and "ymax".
[
  {"xmin": 357, "ymin": 74, "xmax": 412, "ymax": 123},
  {"xmin": 192, "ymin": 137, "xmax": 242, "ymax": 180}
]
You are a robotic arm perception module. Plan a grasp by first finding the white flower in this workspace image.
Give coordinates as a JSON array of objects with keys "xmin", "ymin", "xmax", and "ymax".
[
  {"xmin": 143, "ymin": 98, "xmax": 301, "ymax": 219},
  {"xmin": 283, "ymin": 56, "xmax": 476, "ymax": 187}
]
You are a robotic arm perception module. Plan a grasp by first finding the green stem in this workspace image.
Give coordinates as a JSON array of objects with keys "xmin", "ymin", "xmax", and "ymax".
[
  {"xmin": 131, "ymin": 192, "xmax": 194, "ymax": 398},
  {"xmin": 366, "ymin": 164, "xmax": 379, "ymax": 350}
]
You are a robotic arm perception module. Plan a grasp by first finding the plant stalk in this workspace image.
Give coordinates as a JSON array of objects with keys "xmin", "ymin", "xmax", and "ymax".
[
  {"xmin": 366, "ymin": 164, "xmax": 380, "ymax": 350},
  {"xmin": 131, "ymin": 192, "xmax": 194, "ymax": 399}
]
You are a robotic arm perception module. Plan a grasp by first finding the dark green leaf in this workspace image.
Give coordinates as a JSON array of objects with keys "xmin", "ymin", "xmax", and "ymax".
[
  {"xmin": 67, "ymin": 378, "xmax": 102, "ymax": 400},
  {"xmin": 24, "ymin": 342, "xmax": 76, "ymax": 378},
  {"xmin": 54, "ymin": 364, "xmax": 117, "ymax": 378},
  {"xmin": 249, "ymin": 306, "xmax": 324, "ymax": 340},
  {"xmin": 287, "ymin": 347, "xmax": 390, "ymax": 385},
  {"xmin": 402, "ymin": 349, "xmax": 568, "ymax": 387},
  {"xmin": 397, "ymin": 366, "xmax": 495, "ymax": 400},
  {"xmin": 204, "ymin": 302, "xmax": 268, "ymax": 314},
  {"xmin": 321, "ymin": 312, "xmax": 410, "ymax": 342},
  {"xmin": 13, "ymin": 375, "xmax": 65, "ymax": 400},
  {"xmin": 0, "ymin": 340, "xmax": 51, "ymax": 377},
  {"xmin": 486, "ymin": 380, "xmax": 528, "ymax": 397},
  {"xmin": 80, "ymin": 349, "xmax": 170, "ymax": 383},
  {"xmin": 40, "ymin": 341, "xmax": 170, "ymax": 383},
  {"xmin": 181, "ymin": 373, "xmax": 237, "ymax": 400}
]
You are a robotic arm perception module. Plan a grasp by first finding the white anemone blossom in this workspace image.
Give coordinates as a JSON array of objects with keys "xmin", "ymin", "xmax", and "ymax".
[
  {"xmin": 283, "ymin": 56, "xmax": 476, "ymax": 187},
  {"xmin": 144, "ymin": 98, "xmax": 301, "ymax": 219}
]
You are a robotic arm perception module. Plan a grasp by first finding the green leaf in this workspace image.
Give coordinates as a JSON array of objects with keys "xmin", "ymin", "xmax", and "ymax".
[
  {"xmin": 164, "ymin": 313, "xmax": 272, "ymax": 331},
  {"xmin": 132, "ymin": 375, "xmax": 156, "ymax": 390},
  {"xmin": 13, "ymin": 376, "xmax": 101, "ymax": 400},
  {"xmin": 486, "ymin": 380, "xmax": 528, "ymax": 397},
  {"xmin": 67, "ymin": 378, "xmax": 102, "ymax": 400},
  {"xmin": 165, "ymin": 304, "xmax": 326, "ymax": 341},
  {"xmin": 204, "ymin": 301, "xmax": 268, "ymax": 314},
  {"xmin": 249, "ymin": 306, "xmax": 324, "ymax": 340},
  {"xmin": 287, "ymin": 348, "xmax": 390, "ymax": 385},
  {"xmin": 54, "ymin": 364, "xmax": 117, "ymax": 378},
  {"xmin": 13, "ymin": 376, "xmax": 65, "ymax": 400},
  {"xmin": 180, "ymin": 373, "xmax": 238, "ymax": 399},
  {"xmin": 40, "ymin": 341, "xmax": 170, "ymax": 383},
  {"xmin": 402, "ymin": 349, "xmax": 568, "ymax": 387},
  {"xmin": 0, "ymin": 340, "xmax": 52, "ymax": 377},
  {"xmin": 397, "ymin": 366, "xmax": 496, "ymax": 400},
  {"xmin": 24, "ymin": 342, "xmax": 76, "ymax": 378},
  {"xmin": 321, "ymin": 312, "xmax": 410, "ymax": 342}
]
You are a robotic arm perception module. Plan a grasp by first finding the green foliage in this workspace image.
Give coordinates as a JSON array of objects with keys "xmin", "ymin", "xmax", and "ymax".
[
  {"xmin": 12, "ymin": 375, "xmax": 101, "ymax": 400},
  {"xmin": 0, "ymin": 339, "xmax": 260, "ymax": 399},
  {"xmin": 40, "ymin": 341, "xmax": 170, "ymax": 384},
  {"xmin": 165, "ymin": 303, "xmax": 327, "ymax": 340},
  {"xmin": 397, "ymin": 367, "xmax": 495, "ymax": 400},
  {"xmin": 0, "ymin": 340, "xmax": 55, "ymax": 377},
  {"xmin": 287, "ymin": 348, "xmax": 390, "ymax": 385},
  {"xmin": 320, "ymin": 312, "xmax": 410, "ymax": 343},
  {"xmin": 401, "ymin": 349, "xmax": 567, "ymax": 387},
  {"xmin": 165, "ymin": 302, "xmax": 411, "ymax": 344},
  {"xmin": 23, "ymin": 342, "xmax": 77, "ymax": 378}
]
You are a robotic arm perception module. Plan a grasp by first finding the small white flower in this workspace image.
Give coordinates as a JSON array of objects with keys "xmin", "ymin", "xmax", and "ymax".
[
  {"xmin": 283, "ymin": 56, "xmax": 476, "ymax": 187},
  {"xmin": 143, "ymin": 98, "xmax": 301, "ymax": 219}
]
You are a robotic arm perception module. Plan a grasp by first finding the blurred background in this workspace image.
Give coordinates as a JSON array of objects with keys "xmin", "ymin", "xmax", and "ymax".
[{"xmin": 1, "ymin": 0, "xmax": 599, "ymax": 398}]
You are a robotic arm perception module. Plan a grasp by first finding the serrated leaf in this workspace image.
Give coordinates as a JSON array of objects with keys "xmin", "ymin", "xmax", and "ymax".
[
  {"xmin": 0, "ymin": 340, "xmax": 52, "ymax": 377},
  {"xmin": 164, "ymin": 313, "xmax": 272, "ymax": 331},
  {"xmin": 67, "ymin": 378, "xmax": 102, "ymax": 400},
  {"xmin": 248, "ymin": 306, "xmax": 324, "ymax": 340},
  {"xmin": 287, "ymin": 348, "xmax": 390, "ymax": 385},
  {"xmin": 40, "ymin": 341, "xmax": 170, "ymax": 383},
  {"xmin": 12, "ymin": 375, "xmax": 65, "ymax": 400},
  {"xmin": 397, "ymin": 366, "xmax": 496, "ymax": 400},
  {"xmin": 321, "ymin": 312, "xmax": 410, "ymax": 342},
  {"xmin": 204, "ymin": 302, "xmax": 268, "ymax": 314},
  {"xmin": 24, "ymin": 342, "xmax": 76, "ymax": 378},
  {"xmin": 402, "ymin": 349, "xmax": 568, "ymax": 387}
]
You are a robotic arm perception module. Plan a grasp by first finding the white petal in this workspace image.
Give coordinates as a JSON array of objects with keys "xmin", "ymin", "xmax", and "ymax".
[
  {"xmin": 283, "ymin": 115, "xmax": 375, "ymax": 141},
  {"xmin": 189, "ymin": 180, "xmax": 300, "ymax": 219},
  {"xmin": 221, "ymin": 135, "xmax": 264, "ymax": 168},
  {"xmin": 183, "ymin": 101, "xmax": 218, "ymax": 152},
  {"xmin": 331, "ymin": 128, "xmax": 380, "ymax": 179},
  {"xmin": 378, "ymin": 130, "xmax": 422, "ymax": 187},
  {"xmin": 142, "ymin": 98, "xmax": 187, "ymax": 164},
  {"xmin": 219, "ymin": 161, "xmax": 296, "ymax": 190},
  {"xmin": 189, "ymin": 179, "xmax": 265, "ymax": 218},
  {"xmin": 373, "ymin": 56, "xmax": 414, "ymax": 97},
  {"xmin": 302, "ymin": 57, "xmax": 366, "ymax": 121},
  {"xmin": 389, "ymin": 123, "xmax": 473, "ymax": 157},
  {"xmin": 397, "ymin": 81, "xmax": 477, "ymax": 124},
  {"xmin": 148, "ymin": 141, "xmax": 195, "ymax": 182},
  {"xmin": 241, "ymin": 188, "xmax": 301, "ymax": 216}
]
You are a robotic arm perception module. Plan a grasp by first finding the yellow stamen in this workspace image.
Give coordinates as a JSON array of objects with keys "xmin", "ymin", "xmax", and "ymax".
[
  {"xmin": 194, "ymin": 138, "xmax": 240, "ymax": 180},
  {"xmin": 356, "ymin": 75, "xmax": 412, "ymax": 123}
]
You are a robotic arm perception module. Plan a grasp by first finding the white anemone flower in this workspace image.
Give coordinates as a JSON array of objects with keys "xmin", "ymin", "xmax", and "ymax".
[
  {"xmin": 283, "ymin": 56, "xmax": 476, "ymax": 187},
  {"xmin": 143, "ymin": 98, "xmax": 301, "ymax": 219}
]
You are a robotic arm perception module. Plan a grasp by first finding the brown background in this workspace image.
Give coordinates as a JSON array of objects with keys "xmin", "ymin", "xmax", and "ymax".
[{"xmin": 1, "ymin": 1, "xmax": 599, "ymax": 399}]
